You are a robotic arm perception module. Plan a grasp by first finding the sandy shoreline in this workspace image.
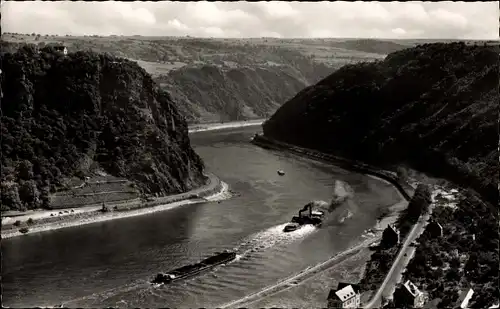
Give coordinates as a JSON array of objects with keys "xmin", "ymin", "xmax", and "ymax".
[
  {"xmin": 188, "ymin": 119, "xmax": 264, "ymax": 133},
  {"xmin": 1, "ymin": 181, "xmax": 231, "ymax": 240}
]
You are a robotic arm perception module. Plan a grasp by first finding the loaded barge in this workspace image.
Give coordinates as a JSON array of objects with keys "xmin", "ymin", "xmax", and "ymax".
[
  {"xmin": 283, "ymin": 202, "xmax": 325, "ymax": 232},
  {"xmin": 152, "ymin": 250, "xmax": 236, "ymax": 284}
]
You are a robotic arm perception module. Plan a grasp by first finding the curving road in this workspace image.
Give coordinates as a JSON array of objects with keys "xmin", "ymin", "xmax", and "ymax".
[{"xmin": 363, "ymin": 205, "xmax": 432, "ymax": 308}]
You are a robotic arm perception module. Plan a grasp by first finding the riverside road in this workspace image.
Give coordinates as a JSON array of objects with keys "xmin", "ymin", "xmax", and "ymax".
[{"xmin": 3, "ymin": 125, "xmax": 406, "ymax": 308}]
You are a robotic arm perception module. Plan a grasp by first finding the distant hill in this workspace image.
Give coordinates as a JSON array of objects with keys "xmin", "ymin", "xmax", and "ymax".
[
  {"xmin": 1, "ymin": 46, "xmax": 205, "ymax": 211},
  {"xmin": 329, "ymin": 39, "xmax": 410, "ymax": 54},
  {"xmin": 263, "ymin": 42, "xmax": 498, "ymax": 205},
  {"xmin": 1, "ymin": 35, "xmax": 388, "ymax": 124}
]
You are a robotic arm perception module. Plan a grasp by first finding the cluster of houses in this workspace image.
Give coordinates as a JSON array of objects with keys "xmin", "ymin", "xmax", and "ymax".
[
  {"xmin": 34, "ymin": 43, "xmax": 68, "ymax": 56},
  {"xmin": 326, "ymin": 221, "xmax": 477, "ymax": 308}
]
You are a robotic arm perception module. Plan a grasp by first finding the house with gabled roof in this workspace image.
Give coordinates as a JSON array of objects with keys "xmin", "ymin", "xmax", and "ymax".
[
  {"xmin": 455, "ymin": 288, "xmax": 474, "ymax": 309},
  {"xmin": 394, "ymin": 280, "xmax": 425, "ymax": 308},
  {"xmin": 381, "ymin": 223, "xmax": 400, "ymax": 248},
  {"xmin": 427, "ymin": 220, "xmax": 443, "ymax": 238},
  {"xmin": 327, "ymin": 282, "xmax": 361, "ymax": 308}
]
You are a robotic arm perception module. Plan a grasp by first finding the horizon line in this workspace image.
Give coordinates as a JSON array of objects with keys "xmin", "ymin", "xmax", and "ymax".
[{"xmin": 2, "ymin": 33, "xmax": 499, "ymax": 41}]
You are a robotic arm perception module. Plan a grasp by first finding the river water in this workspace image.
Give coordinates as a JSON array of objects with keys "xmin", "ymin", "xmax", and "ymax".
[{"xmin": 2, "ymin": 126, "xmax": 401, "ymax": 308}]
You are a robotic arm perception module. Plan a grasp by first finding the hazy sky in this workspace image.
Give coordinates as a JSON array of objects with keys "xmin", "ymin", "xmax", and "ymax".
[{"xmin": 2, "ymin": 1, "xmax": 498, "ymax": 39}]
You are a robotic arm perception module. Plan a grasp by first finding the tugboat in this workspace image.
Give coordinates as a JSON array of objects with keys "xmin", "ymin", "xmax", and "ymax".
[
  {"xmin": 283, "ymin": 222, "xmax": 300, "ymax": 232},
  {"xmin": 152, "ymin": 250, "xmax": 236, "ymax": 285},
  {"xmin": 283, "ymin": 202, "xmax": 325, "ymax": 232}
]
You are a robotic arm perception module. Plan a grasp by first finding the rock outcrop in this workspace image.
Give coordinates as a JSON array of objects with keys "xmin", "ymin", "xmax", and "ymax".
[{"xmin": 1, "ymin": 46, "xmax": 205, "ymax": 210}]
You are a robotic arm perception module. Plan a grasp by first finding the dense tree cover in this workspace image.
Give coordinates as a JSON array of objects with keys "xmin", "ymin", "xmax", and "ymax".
[
  {"xmin": 2, "ymin": 38, "xmax": 365, "ymax": 124},
  {"xmin": 402, "ymin": 194, "xmax": 499, "ymax": 308},
  {"xmin": 395, "ymin": 184, "xmax": 432, "ymax": 238},
  {"xmin": 1, "ymin": 45, "xmax": 205, "ymax": 211},
  {"xmin": 359, "ymin": 245, "xmax": 399, "ymax": 292},
  {"xmin": 263, "ymin": 42, "xmax": 498, "ymax": 206}
]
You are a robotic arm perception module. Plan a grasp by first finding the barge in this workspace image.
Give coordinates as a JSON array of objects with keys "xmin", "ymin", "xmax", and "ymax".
[
  {"xmin": 283, "ymin": 202, "xmax": 325, "ymax": 232},
  {"xmin": 152, "ymin": 250, "xmax": 236, "ymax": 284}
]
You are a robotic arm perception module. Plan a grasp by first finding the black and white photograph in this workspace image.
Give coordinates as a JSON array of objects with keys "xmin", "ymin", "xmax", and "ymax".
[{"xmin": 1, "ymin": 1, "xmax": 498, "ymax": 308}]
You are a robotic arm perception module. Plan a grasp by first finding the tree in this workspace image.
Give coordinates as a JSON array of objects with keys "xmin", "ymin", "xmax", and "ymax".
[
  {"xmin": 430, "ymin": 253, "xmax": 444, "ymax": 267},
  {"xmin": 40, "ymin": 186, "xmax": 51, "ymax": 208},
  {"xmin": 446, "ymin": 267, "xmax": 460, "ymax": 281},
  {"xmin": 397, "ymin": 166, "xmax": 409, "ymax": 183},
  {"xmin": 17, "ymin": 160, "xmax": 34, "ymax": 180},
  {"xmin": 18, "ymin": 180, "xmax": 41, "ymax": 208},
  {"xmin": 464, "ymin": 252, "xmax": 478, "ymax": 274},
  {"xmin": 1, "ymin": 182, "xmax": 23, "ymax": 210},
  {"xmin": 450, "ymin": 256, "xmax": 461, "ymax": 269}
]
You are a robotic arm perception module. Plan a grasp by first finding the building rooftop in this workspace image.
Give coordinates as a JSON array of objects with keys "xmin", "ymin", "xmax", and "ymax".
[
  {"xmin": 403, "ymin": 280, "xmax": 422, "ymax": 297},
  {"xmin": 455, "ymin": 288, "xmax": 474, "ymax": 309},
  {"xmin": 387, "ymin": 223, "xmax": 400, "ymax": 235},
  {"xmin": 429, "ymin": 220, "xmax": 443, "ymax": 229},
  {"xmin": 328, "ymin": 283, "xmax": 360, "ymax": 301}
]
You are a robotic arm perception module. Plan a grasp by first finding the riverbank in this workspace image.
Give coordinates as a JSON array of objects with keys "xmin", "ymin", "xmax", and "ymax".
[
  {"xmin": 188, "ymin": 119, "xmax": 265, "ymax": 134},
  {"xmin": 251, "ymin": 134, "xmax": 415, "ymax": 200},
  {"xmin": 1, "ymin": 174, "xmax": 231, "ymax": 239},
  {"xmin": 2, "ymin": 117, "xmax": 261, "ymax": 236},
  {"xmin": 220, "ymin": 234, "xmax": 382, "ymax": 308},
  {"xmin": 224, "ymin": 134, "xmax": 416, "ymax": 308},
  {"xmin": 221, "ymin": 187, "xmax": 410, "ymax": 309}
]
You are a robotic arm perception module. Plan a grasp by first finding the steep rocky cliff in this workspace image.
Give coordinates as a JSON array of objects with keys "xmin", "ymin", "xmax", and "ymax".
[
  {"xmin": 156, "ymin": 63, "xmax": 331, "ymax": 123},
  {"xmin": 264, "ymin": 42, "xmax": 498, "ymax": 205},
  {"xmin": 1, "ymin": 46, "xmax": 205, "ymax": 211}
]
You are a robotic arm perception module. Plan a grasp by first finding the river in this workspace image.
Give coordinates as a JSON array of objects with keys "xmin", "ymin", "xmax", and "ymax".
[{"xmin": 1, "ymin": 126, "xmax": 401, "ymax": 308}]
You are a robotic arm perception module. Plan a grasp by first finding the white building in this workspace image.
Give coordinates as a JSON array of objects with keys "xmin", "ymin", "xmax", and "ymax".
[
  {"xmin": 455, "ymin": 288, "xmax": 474, "ymax": 309},
  {"xmin": 327, "ymin": 283, "xmax": 361, "ymax": 308},
  {"xmin": 394, "ymin": 280, "xmax": 425, "ymax": 308}
]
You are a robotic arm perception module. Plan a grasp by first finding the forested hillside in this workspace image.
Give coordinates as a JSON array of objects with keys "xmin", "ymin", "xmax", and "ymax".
[
  {"xmin": 264, "ymin": 42, "xmax": 498, "ymax": 205},
  {"xmin": 1, "ymin": 46, "xmax": 205, "ymax": 211},
  {"xmin": 2, "ymin": 35, "xmax": 388, "ymax": 123}
]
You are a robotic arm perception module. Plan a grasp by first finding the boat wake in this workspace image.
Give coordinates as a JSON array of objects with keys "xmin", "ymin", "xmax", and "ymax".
[
  {"xmin": 60, "ymin": 279, "xmax": 150, "ymax": 308},
  {"xmin": 234, "ymin": 223, "xmax": 316, "ymax": 260}
]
